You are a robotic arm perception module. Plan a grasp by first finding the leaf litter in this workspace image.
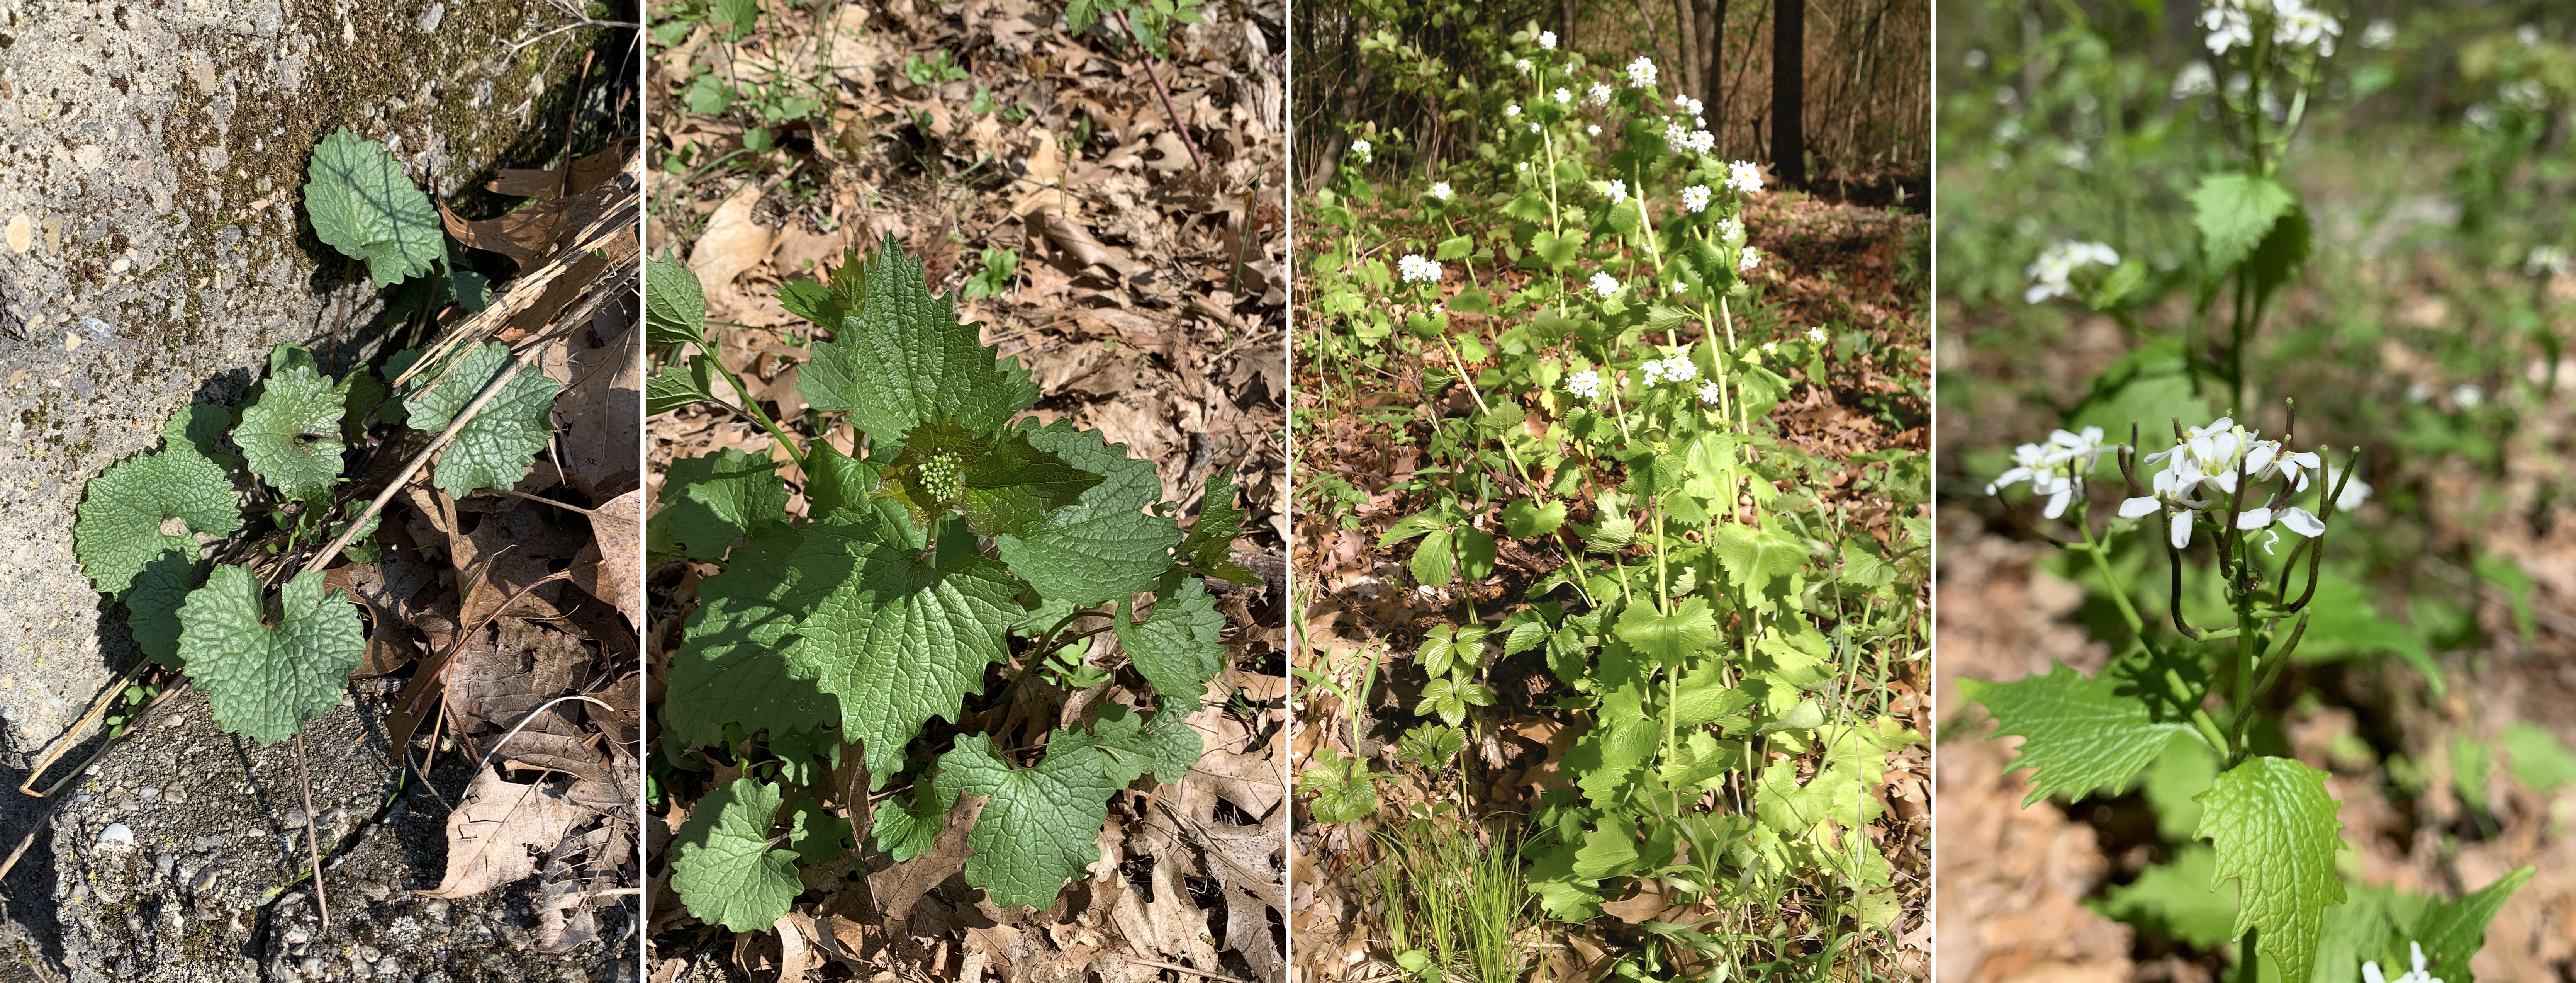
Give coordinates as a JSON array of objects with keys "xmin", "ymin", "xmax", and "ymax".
[{"xmin": 643, "ymin": 0, "xmax": 1288, "ymax": 978}]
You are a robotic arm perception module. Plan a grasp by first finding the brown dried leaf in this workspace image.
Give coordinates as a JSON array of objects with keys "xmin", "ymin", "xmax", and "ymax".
[
  {"xmin": 420, "ymin": 768, "xmax": 586, "ymax": 899},
  {"xmin": 574, "ymin": 489, "xmax": 646, "ymax": 630}
]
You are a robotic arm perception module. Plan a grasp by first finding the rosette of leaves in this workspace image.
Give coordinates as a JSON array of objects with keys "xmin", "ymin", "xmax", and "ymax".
[{"xmin": 654, "ymin": 237, "xmax": 1249, "ymax": 926}]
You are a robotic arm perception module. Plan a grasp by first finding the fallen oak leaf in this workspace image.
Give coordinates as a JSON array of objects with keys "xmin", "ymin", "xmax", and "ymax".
[{"xmin": 419, "ymin": 766, "xmax": 586, "ymax": 899}]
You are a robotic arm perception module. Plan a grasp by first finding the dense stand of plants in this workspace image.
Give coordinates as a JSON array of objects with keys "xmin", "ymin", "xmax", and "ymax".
[
  {"xmin": 1296, "ymin": 24, "xmax": 1929, "ymax": 980},
  {"xmin": 1949, "ymin": 2, "xmax": 2571, "ymax": 979}
]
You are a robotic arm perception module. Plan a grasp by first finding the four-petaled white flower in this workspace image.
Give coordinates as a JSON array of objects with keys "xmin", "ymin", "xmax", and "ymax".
[
  {"xmin": 2201, "ymin": 3, "xmax": 2253, "ymax": 54},
  {"xmin": 1698, "ymin": 381, "xmax": 1723, "ymax": 405},
  {"xmin": 1807, "ymin": 326, "xmax": 1827, "ymax": 343},
  {"xmin": 1566, "ymin": 369, "xmax": 1603, "ymax": 400},
  {"xmin": 1717, "ymin": 217, "xmax": 1744, "ymax": 243},
  {"xmin": 1398, "ymin": 253, "xmax": 1443, "ymax": 284},
  {"xmin": 1587, "ymin": 124, "xmax": 1603, "ymax": 136},
  {"xmin": 2362, "ymin": 941, "xmax": 2443, "ymax": 983},
  {"xmin": 1738, "ymin": 246, "xmax": 1763, "ymax": 272},
  {"xmin": 1428, "ymin": 182, "xmax": 1453, "ymax": 202},
  {"xmin": 1626, "ymin": 56, "xmax": 1658, "ymax": 88},
  {"xmin": 2119, "ymin": 416, "xmax": 2325, "ymax": 550},
  {"xmin": 2324, "ymin": 465, "xmax": 2372, "ymax": 511},
  {"xmin": 1991, "ymin": 427, "xmax": 2120, "ymax": 519},
  {"xmin": 1539, "ymin": 30, "xmax": 1558, "ymax": 50},
  {"xmin": 1528, "ymin": 122, "xmax": 1541, "ymax": 133},
  {"xmin": 1675, "ymin": 95, "xmax": 1704, "ymax": 116},
  {"xmin": 1605, "ymin": 179, "xmax": 1628, "ymax": 204},
  {"xmin": 1679, "ymin": 129, "xmax": 1716, "ymax": 154},
  {"xmin": 1639, "ymin": 355, "xmax": 1697, "ymax": 386},
  {"xmin": 1349, "ymin": 139, "xmax": 1373, "ymax": 163},
  {"xmin": 1506, "ymin": 103, "xmax": 1522, "ymax": 118},
  {"xmin": 1671, "ymin": 280, "xmax": 1689, "ymax": 294},
  {"xmin": 1554, "ymin": 87, "xmax": 1573, "ymax": 104},
  {"xmin": 1681, "ymin": 185, "xmax": 1712, "ymax": 213},
  {"xmin": 1515, "ymin": 58, "xmax": 1532, "ymax": 75},
  {"xmin": 2026, "ymin": 240, "xmax": 2120, "ymax": 304},
  {"xmin": 2271, "ymin": 0, "xmax": 2341, "ymax": 54},
  {"xmin": 1588, "ymin": 83, "xmax": 1613, "ymax": 107},
  {"xmin": 1590, "ymin": 271, "xmax": 1621, "ymax": 298},
  {"xmin": 1725, "ymin": 160, "xmax": 1765, "ymax": 194}
]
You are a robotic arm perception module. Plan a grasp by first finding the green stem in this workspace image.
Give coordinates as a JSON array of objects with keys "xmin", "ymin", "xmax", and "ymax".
[{"xmin": 705, "ymin": 344, "xmax": 810, "ymax": 470}]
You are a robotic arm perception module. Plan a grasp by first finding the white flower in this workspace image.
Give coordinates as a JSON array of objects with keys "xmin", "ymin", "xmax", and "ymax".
[
  {"xmin": 2363, "ymin": 941, "xmax": 2444, "ymax": 983},
  {"xmin": 2527, "ymin": 244, "xmax": 2571, "ymax": 279},
  {"xmin": 2271, "ymin": 0, "xmax": 2341, "ymax": 54},
  {"xmin": 1671, "ymin": 280, "xmax": 1689, "ymax": 294},
  {"xmin": 1515, "ymin": 58, "xmax": 1532, "ymax": 75},
  {"xmin": 1587, "ymin": 124, "xmax": 1602, "ymax": 136},
  {"xmin": 2172, "ymin": 61, "xmax": 2218, "ymax": 98},
  {"xmin": 1428, "ymin": 182, "xmax": 1454, "ymax": 202},
  {"xmin": 1588, "ymin": 83, "xmax": 1613, "ymax": 107},
  {"xmin": 2201, "ymin": 2, "xmax": 2253, "ymax": 54},
  {"xmin": 2503, "ymin": 79, "xmax": 2548, "ymax": 111},
  {"xmin": 1680, "ymin": 129, "xmax": 1716, "ymax": 154},
  {"xmin": 1738, "ymin": 246, "xmax": 1763, "ymax": 272},
  {"xmin": 2406, "ymin": 380, "xmax": 2432, "ymax": 403},
  {"xmin": 2452, "ymin": 384, "xmax": 2484, "ymax": 409},
  {"xmin": 1675, "ymin": 95, "xmax": 1704, "ymax": 117},
  {"xmin": 2360, "ymin": 18, "xmax": 2396, "ymax": 49},
  {"xmin": 1681, "ymin": 185, "xmax": 1712, "ymax": 213},
  {"xmin": 2025, "ymin": 240, "xmax": 2120, "ymax": 304},
  {"xmin": 1806, "ymin": 326, "xmax": 1827, "ymax": 343},
  {"xmin": 1554, "ymin": 87, "xmax": 1574, "ymax": 105},
  {"xmin": 1761, "ymin": 341, "xmax": 1778, "ymax": 353},
  {"xmin": 1658, "ymin": 356, "xmax": 1696, "ymax": 384},
  {"xmin": 1566, "ymin": 369, "xmax": 1603, "ymax": 400},
  {"xmin": 1698, "ymin": 381, "xmax": 1723, "ymax": 405},
  {"xmin": 1590, "ymin": 271, "xmax": 1621, "ymax": 298},
  {"xmin": 1539, "ymin": 30, "xmax": 1558, "ymax": 50},
  {"xmin": 1506, "ymin": 104, "xmax": 1522, "ymax": 118},
  {"xmin": 1349, "ymin": 139, "xmax": 1373, "ymax": 163},
  {"xmin": 1518, "ymin": 161, "xmax": 1530, "ymax": 171},
  {"xmin": 1605, "ymin": 179, "xmax": 1627, "ymax": 204},
  {"xmin": 1626, "ymin": 56, "xmax": 1658, "ymax": 88},
  {"xmin": 1665, "ymin": 121, "xmax": 1690, "ymax": 147},
  {"xmin": 1528, "ymin": 122, "xmax": 1541, "ymax": 133},
  {"xmin": 2466, "ymin": 104, "xmax": 2499, "ymax": 130},
  {"xmin": 1398, "ymin": 253, "xmax": 1443, "ymax": 284},
  {"xmin": 1717, "ymin": 218, "xmax": 1744, "ymax": 243},
  {"xmin": 2120, "ymin": 417, "xmax": 2323, "ymax": 549},
  {"xmin": 1990, "ymin": 427, "xmax": 2121, "ymax": 519},
  {"xmin": 2517, "ymin": 23, "xmax": 2541, "ymax": 46},
  {"xmin": 1725, "ymin": 160, "xmax": 1765, "ymax": 194}
]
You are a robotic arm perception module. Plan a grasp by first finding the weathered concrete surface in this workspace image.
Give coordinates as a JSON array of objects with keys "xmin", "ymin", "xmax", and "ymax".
[
  {"xmin": 49, "ymin": 687, "xmax": 630, "ymax": 981},
  {"xmin": 0, "ymin": 0, "xmax": 591, "ymax": 753}
]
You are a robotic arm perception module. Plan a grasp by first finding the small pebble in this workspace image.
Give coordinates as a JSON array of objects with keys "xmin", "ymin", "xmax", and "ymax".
[
  {"xmin": 95, "ymin": 823, "xmax": 134, "ymax": 849},
  {"xmin": 153, "ymin": 853, "xmax": 175, "ymax": 878},
  {"xmin": 137, "ymin": 788, "xmax": 159, "ymax": 802}
]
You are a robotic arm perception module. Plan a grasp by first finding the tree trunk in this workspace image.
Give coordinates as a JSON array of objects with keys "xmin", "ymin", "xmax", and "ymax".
[
  {"xmin": 1771, "ymin": 0, "xmax": 1806, "ymax": 188},
  {"xmin": 1675, "ymin": 0, "xmax": 1701, "ymax": 109},
  {"xmin": 1700, "ymin": 0, "xmax": 1728, "ymax": 146}
]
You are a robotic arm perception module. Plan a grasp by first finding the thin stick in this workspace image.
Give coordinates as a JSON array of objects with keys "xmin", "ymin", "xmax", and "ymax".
[
  {"xmin": 1122, "ymin": 957, "xmax": 1246, "ymax": 983},
  {"xmin": 1112, "ymin": 9, "xmax": 1205, "ymax": 172},
  {"xmin": 294, "ymin": 734, "xmax": 332, "ymax": 935},
  {"xmin": 18, "ymin": 660, "xmax": 152, "ymax": 796},
  {"xmin": 298, "ymin": 355, "xmax": 536, "ymax": 577}
]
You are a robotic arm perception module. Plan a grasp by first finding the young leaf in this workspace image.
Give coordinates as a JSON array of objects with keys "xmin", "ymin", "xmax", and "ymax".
[
  {"xmin": 644, "ymin": 257, "xmax": 708, "ymax": 346},
  {"xmin": 788, "ymin": 528, "xmax": 1024, "ymax": 787},
  {"xmin": 1116, "ymin": 577, "xmax": 1227, "ymax": 707},
  {"xmin": 401, "ymin": 342, "xmax": 562, "ymax": 497},
  {"xmin": 994, "ymin": 420, "xmax": 1184, "ymax": 605},
  {"xmin": 2189, "ymin": 173, "xmax": 2298, "ymax": 275},
  {"xmin": 670, "ymin": 776, "xmax": 801, "ymax": 933},
  {"xmin": 879, "ymin": 420, "xmax": 1104, "ymax": 536},
  {"xmin": 176, "ymin": 566, "xmax": 366, "ymax": 745},
  {"xmin": 788, "ymin": 798, "xmax": 855, "ymax": 866},
  {"xmin": 234, "ymin": 350, "xmax": 348, "ymax": 497},
  {"xmin": 124, "ymin": 553, "xmax": 202, "ymax": 667},
  {"xmin": 2195, "ymin": 755, "xmax": 2347, "ymax": 983},
  {"xmin": 304, "ymin": 127, "xmax": 443, "ymax": 286},
  {"xmin": 1956, "ymin": 662, "xmax": 2200, "ymax": 804},
  {"xmin": 645, "ymin": 358, "xmax": 718, "ymax": 415},
  {"xmin": 934, "ymin": 733, "xmax": 1123, "ymax": 908},
  {"xmin": 2400, "ymin": 865, "xmax": 2533, "ymax": 980},
  {"xmin": 655, "ymin": 447, "xmax": 789, "ymax": 560},
  {"xmin": 75, "ymin": 437, "xmax": 243, "ymax": 597},
  {"xmin": 872, "ymin": 777, "xmax": 953, "ymax": 861},
  {"xmin": 2092, "ymin": 846, "xmax": 2238, "ymax": 949},
  {"xmin": 1502, "ymin": 497, "xmax": 1567, "ymax": 537},
  {"xmin": 1176, "ymin": 467, "xmax": 1258, "ymax": 584},
  {"xmin": 1614, "ymin": 597, "xmax": 1715, "ymax": 667},
  {"xmin": 797, "ymin": 235, "xmax": 1042, "ymax": 446},
  {"xmin": 1300, "ymin": 749, "xmax": 1380, "ymax": 823},
  {"xmin": 1054, "ymin": 702, "xmax": 1202, "ymax": 786},
  {"xmin": 161, "ymin": 402, "xmax": 240, "ymax": 467}
]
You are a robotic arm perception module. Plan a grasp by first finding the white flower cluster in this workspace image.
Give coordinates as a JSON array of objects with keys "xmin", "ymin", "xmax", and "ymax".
[
  {"xmin": 1566, "ymin": 369, "xmax": 1603, "ymax": 399},
  {"xmin": 1697, "ymin": 381, "xmax": 1723, "ymax": 405},
  {"xmin": 2202, "ymin": 0, "xmax": 2341, "ymax": 56},
  {"xmin": 1990, "ymin": 427, "xmax": 2119, "ymax": 519},
  {"xmin": 2363, "ymin": 942, "xmax": 2442, "ymax": 983},
  {"xmin": 1428, "ymin": 182, "xmax": 1454, "ymax": 202},
  {"xmin": 1674, "ymin": 94, "xmax": 1704, "ymax": 117},
  {"xmin": 1626, "ymin": 56, "xmax": 1658, "ymax": 88},
  {"xmin": 1554, "ymin": 87, "xmax": 1572, "ymax": 104},
  {"xmin": 1806, "ymin": 326, "xmax": 1828, "ymax": 343},
  {"xmin": 1639, "ymin": 354, "xmax": 1697, "ymax": 386},
  {"xmin": 1398, "ymin": 253, "xmax": 1442, "ymax": 284},
  {"xmin": 1680, "ymin": 185, "xmax": 1712, "ymax": 213},
  {"xmin": 1725, "ymin": 160, "xmax": 1765, "ymax": 194},
  {"xmin": 1605, "ymin": 179, "xmax": 1628, "ymax": 204},
  {"xmin": 1717, "ymin": 217, "xmax": 1744, "ymax": 243},
  {"xmin": 1587, "ymin": 124, "xmax": 1603, "ymax": 136},
  {"xmin": 1738, "ymin": 246, "xmax": 1763, "ymax": 272},
  {"xmin": 1588, "ymin": 83, "xmax": 1613, "ymax": 107},
  {"xmin": 1506, "ymin": 103, "xmax": 1522, "ymax": 118},
  {"xmin": 2025, "ymin": 240, "xmax": 2120, "ymax": 304},
  {"xmin": 2119, "ymin": 417, "xmax": 2324, "ymax": 550},
  {"xmin": 1515, "ymin": 57, "xmax": 1532, "ymax": 75},
  {"xmin": 1539, "ymin": 30, "xmax": 1558, "ymax": 50},
  {"xmin": 1349, "ymin": 139, "xmax": 1372, "ymax": 163},
  {"xmin": 2527, "ymin": 244, "xmax": 2571, "ymax": 279},
  {"xmin": 1590, "ymin": 271, "xmax": 1621, "ymax": 298},
  {"xmin": 1677, "ymin": 128, "xmax": 1716, "ymax": 154}
]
